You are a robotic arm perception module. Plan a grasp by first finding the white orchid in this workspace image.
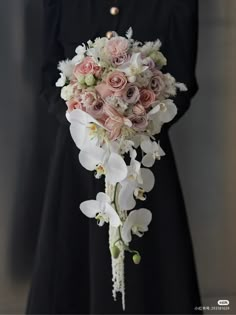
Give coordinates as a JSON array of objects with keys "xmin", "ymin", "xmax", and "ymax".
[
  {"xmin": 80, "ymin": 192, "xmax": 121, "ymax": 227},
  {"xmin": 147, "ymin": 100, "xmax": 177, "ymax": 135},
  {"xmin": 121, "ymin": 208, "xmax": 152, "ymax": 244},
  {"xmin": 141, "ymin": 139, "xmax": 165, "ymax": 167},
  {"xmin": 119, "ymin": 159, "xmax": 155, "ymax": 210},
  {"xmin": 68, "ymin": 109, "xmax": 105, "ymax": 150},
  {"xmin": 79, "ymin": 144, "xmax": 128, "ymax": 184},
  {"xmin": 118, "ymin": 53, "xmax": 148, "ymax": 82}
]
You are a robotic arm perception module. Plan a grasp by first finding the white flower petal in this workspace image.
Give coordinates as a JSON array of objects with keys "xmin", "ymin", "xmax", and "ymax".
[
  {"xmin": 119, "ymin": 181, "xmax": 136, "ymax": 210},
  {"xmin": 105, "ymin": 203, "xmax": 121, "ymax": 227},
  {"xmin": 140, "ymin": 168, "xmax": 155, "ymax": 192},
  {"xmin": 142, "ymin": 153, "xmax": 155, "ymax": 168},
  {"xmin": 79, "ymin": 145, "xmax": 105, "ymax": 171},
  {"xmin": 80, "ymin": 200, "xmax": 100, "ymax": 218},
  {"xmin": 56, "ymin": 73, "xmax": 66, "ymax": 87},
  {"xmin": 96, "ymin": 192, "xmax": 111, "ymax": 204},
  {"xmin": 159, "ymin": 101, "xmax": 177, "ymax": 123},
  {"xmin": 69, "ymin": 122, "xmax": 89, "ymax": 150},
  {"xmin": 129, "ymin": 208, "xmax": 152, "ymax": 228},
  {"xmin": 121, "ymin": 217, "xmax": 133, "ymax": 244},
  {"xmin": 140, "ymin": 139, "xmax": 153, "ymax": 154},
  {"xmin": 106, "ymin": 153, "xmax": 128, "ymax": 184}
]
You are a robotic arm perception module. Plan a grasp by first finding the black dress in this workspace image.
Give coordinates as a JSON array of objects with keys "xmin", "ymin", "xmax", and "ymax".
[{"xmin": 26, "ymin": 0, "xmax": 202, "ymax": 314}]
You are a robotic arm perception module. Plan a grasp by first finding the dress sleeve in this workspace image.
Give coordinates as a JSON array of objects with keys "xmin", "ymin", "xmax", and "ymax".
[
  {"xmin": 163, "ymin": 0, "xmax": 199, "ymax": 130},
  {"xmin": 40, "ymin": 0, "xmax": 68, "ymax": 125}
]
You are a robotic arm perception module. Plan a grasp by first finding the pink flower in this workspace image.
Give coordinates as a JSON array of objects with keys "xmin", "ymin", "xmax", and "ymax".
[
  {"xmin": 132, "ymin": 104, "xmax": 146, "ymax": 116},
  {"xmin": 106, "ymin": 36, "xmax": 129, "ymax": 58},
  {"xmin": 106, "ymin": 71, "xmax": 127, "ymax": 92},
  {"xmin": 122, "ymin": 84, "xmax": 140, "ymax": 104},
  {"xmin": 139, "ymin": 89, "xmax": 156, "ymax": 108},
  {"xmin": 143, "ymin": 57, "xmax": 155, "ymax": 69},
  {"xmin": 149, "ymin": 70, "xmax": 165, "ymax": 96},
  {"xmin": 95, "ymin": 83, "xmax": 114, "ymax": 99},
  {"xmin": 104, "ymin": 104, "xmax": 131, "ymax": 140},
  {"xmin": 82, "ymin": 92, "xmax": 97, "ymax": 107},
  {"xmin": 86, "ymin": 100, "xmax": 106, "ymax": 120},
  {"xmin": 74, "ymin": 57, "xmax": 101, "ymax": 77},
  {"xmin": 112, "ymin": 53, "xmax": 129, "ymax": 66},
  {"xmin": 66, "ymin": 98, "xmax": 82, "ymax": 112},
  {"xmin": 129, "ymin": 114, "xmax": 148, "ymax": 131}
]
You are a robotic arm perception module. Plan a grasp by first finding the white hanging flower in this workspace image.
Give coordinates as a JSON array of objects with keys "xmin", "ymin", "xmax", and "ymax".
[
  {"xmin": 79, "ymin": 144, "xmax": 128, "ymax": 184},
  {"xmin": 68, "ymin": 109, "xmax": 105, "ymax": 150},
  {"xmin": 147, "ymin": 100, "xmax": 177, "ymax": 135},
  {"xmin": 119, "ymin": 159, "xmax": 155, "ymax": 210},
  {"xmin": 80, "ymin": 192, "xmax": 121, "ymax": 227},
  {"xmin": 56, "ymin": 73, "xmax": 66, "ymax": 87},
  {"xmin": 141, "ymin": 139, "xmax": 165, "ymax": 167},
  {"xmin": 121, "ymin": 208, "xmax": 152, "ymax": 244}
]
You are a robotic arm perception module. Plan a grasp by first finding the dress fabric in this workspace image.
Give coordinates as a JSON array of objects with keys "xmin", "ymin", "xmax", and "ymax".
[{"xmin": 26, "ymin": 0, "xmax": 203, "ymax": 314}]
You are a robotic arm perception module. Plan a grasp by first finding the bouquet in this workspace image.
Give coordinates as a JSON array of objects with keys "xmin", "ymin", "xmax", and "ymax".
[{"xmin": 56, "ymin": 28, "xmax": 187, "ymax": 310}]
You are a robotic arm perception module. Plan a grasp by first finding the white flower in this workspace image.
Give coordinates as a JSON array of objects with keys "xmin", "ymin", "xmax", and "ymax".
[
  {"xmin": 60, "ymin": 84, "xmax": 74, "ymax": 101},
  {"xmin": 56, "ymin": 73, "xmax": 66, "ymax": 87},
  {"xmin": 118, "ymin": 53, "xmax": 148, "ymax": 82},
  {"xmin": 147, "ymin": 100, "xmax": 177, "ymax": 135},
  {"xmin": 80, "ymin": 192, "xmax": 121, "ymax": 227},
  {"xmin": 125, "ymin": 27, "xmax": 133, "ymax": 39},
  {"xmin": 121, "ymin": 208, "xmax": 152, "ymax": 244},
  {"xmin": 68, "ymin": 109, "xmax": 104, "ymax": 150},
  {"xmin": 58, "ymin": 59, "xmax": 75, "ymax": 79},
  {"xmin": 119, "ymin": 159, "xmax": 155, "ymax": 210},
  {"xmin": 79, "ymin": 144, "xmax": 128, "ymax": 184},
  {"xmin": 141, "ymin": 139, "xmax": 165, "ymax": 167}
]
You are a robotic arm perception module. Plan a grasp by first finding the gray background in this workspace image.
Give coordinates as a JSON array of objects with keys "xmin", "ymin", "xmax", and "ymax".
[{"xmin": 0, "ymin": 1, "xmax": 235, "ymax": 313}]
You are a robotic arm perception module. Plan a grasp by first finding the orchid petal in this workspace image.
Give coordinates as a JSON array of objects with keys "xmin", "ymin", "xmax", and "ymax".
[
  {"xmin": 96, "ymin": 192, "xmax": 111, "ymax": 204},
  {"xmin": 79, "ymin": 145, "xmax": 105, "ymax": 171},
  {"xmin": 159, "ymin": 101, "xmax": 177, "ymax": 123},
  {"xmin": 140, "ymin": 168, "xmax": 155, "ymax": 192},
  {"xmin": 105, "ymin": 203, "xmax": 122, "ymax": 227},
  {"xmin": 106, "ymin": 153, "xmax": 128, "ymax": 184},
  {"xmin": 142, "ymin": 153, "xmax": 155, "ymax": 168},
  {"xmin": 80, "ymin": 200, "xmax": 100, "ymax": 218},
  {"xmin": 119, "ymin": 181, "xmax": 136, "ymax": 210},
  {"xmin": 140, "ymin": 139, "xmax": 153, "ymax": 154}
]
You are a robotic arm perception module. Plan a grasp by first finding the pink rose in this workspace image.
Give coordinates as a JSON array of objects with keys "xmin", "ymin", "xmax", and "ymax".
[
  {"xmin": 106, "ymin": 71, "xmax": 127, "ymax": 92},
  {"xmin": 66, "ymin": 98, "xmax": 82, "ymax": 112},
  {"xmin": 149, "ymin": 70, "xmax": 165, "ymax": 96},
  {"xmin": 112, "ymin": 53, "xmax": 129, "ymax": 66},
  {"xmin": 74, "ymin": 57, "xmax": 101, "ymax": 77},
  {"xmin": 143, "ymin": 57, "xmax": 155, "ymax": 69},
  {"xmin": 129, "ymin": 114, "xmax": 148, "ymax": 131},
  {"xmin": 123, "ymin": 84, "xmax": 140, "ymax": 104},
  {"xmin": 95, "ymin": 83, "xmax": 113, "ymax": 99},
  {"xmin": 104, "ymin": 104, "xmax": 131, "ymax": 140},
  {"xmin": 106, "ymin": 36, "xmax": 129, "ymax": 58},
  {"xmin": 132, "ymin": 104, "xmax": 146, "ymax": 116},
  {"xmin": 139, "ymin": 89, "xmax": 156, "ymax": 108},
  {"xmin": 82, "ymin": 92, "xmax": 97, "ymax": 107},
  {"xmin": 86, "ymin": 100, "xmax": 106, "ymax": 120}
]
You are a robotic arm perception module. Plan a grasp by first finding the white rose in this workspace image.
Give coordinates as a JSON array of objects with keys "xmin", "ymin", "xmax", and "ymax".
[{"xmin": 60, "ymin": 84, "xmax": 74, "ymax": 101}]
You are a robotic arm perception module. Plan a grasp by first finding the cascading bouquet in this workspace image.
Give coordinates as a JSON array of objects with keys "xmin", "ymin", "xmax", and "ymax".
[{"xmin": 56, "ymin": 28, "xmax": 187, "ymax": 310}]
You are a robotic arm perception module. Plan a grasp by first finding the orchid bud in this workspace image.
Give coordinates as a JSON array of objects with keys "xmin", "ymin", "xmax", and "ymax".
[
  {"xmin": 111, "ymin": 245, "xmax": 120, "ymax": 259},
  {"xmin": 133, "ymin": 253, "xmax": 141, "ymax": 264}
]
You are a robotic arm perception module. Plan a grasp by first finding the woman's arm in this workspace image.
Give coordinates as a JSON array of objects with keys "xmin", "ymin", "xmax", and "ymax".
[
  {"xmin": 40, "ymin": 0, "xmax": 68, "ymax": 125},
  {"xmin": 164, "ymin": 0, "xmax": 199, "ymax": 130}
]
